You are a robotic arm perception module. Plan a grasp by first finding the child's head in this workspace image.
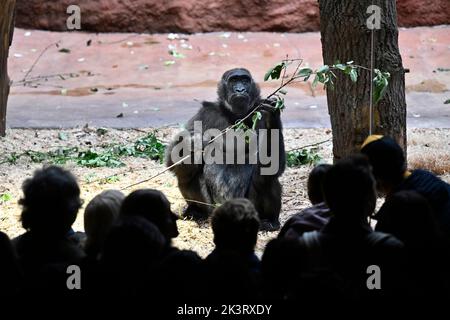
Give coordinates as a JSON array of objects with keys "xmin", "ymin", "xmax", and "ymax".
[{"xmin": 211, "ymin": 198, "xmax": 260, "ymax": 255}]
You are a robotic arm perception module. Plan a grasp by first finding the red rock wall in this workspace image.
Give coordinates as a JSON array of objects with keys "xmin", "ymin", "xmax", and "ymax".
[{"xmin": 14, "ymin": 0, "xmax": 450, "ymax": 33}]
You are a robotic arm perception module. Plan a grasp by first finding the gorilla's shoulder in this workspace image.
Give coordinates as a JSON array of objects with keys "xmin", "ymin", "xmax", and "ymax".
[
  {"xmin": 193, "ymin": 101, "xmax": 222, "ymax": 117},
  {"xmin": 201, "ymin": 101, "xmax": 221, "ymax": 110}
]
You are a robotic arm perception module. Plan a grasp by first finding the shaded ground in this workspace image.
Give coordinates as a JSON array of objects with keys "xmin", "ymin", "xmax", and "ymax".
[
  {"xmin": 1, "ymin": 128, "xmax": 448, "ymax": 257},
  {"xmin": 6, "ymin": 26, "xmax": 450, "ymax": 129}
]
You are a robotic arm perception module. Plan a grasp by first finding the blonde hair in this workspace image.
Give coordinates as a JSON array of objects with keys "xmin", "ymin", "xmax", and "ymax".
[{"xmin": 84, "ymin": 190, "xmax": 125, "ymax": 255}]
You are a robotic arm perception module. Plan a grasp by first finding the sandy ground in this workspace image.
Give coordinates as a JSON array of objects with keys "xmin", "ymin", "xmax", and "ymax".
[{"xmin": 0, "ymin": 127, "xmax": 449, "ymax": 257}]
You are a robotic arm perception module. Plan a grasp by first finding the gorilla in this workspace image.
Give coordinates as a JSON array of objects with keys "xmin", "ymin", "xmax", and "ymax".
[{"xmin": 166, "ymin": 68, "xmax": 285, "ymax": 230}]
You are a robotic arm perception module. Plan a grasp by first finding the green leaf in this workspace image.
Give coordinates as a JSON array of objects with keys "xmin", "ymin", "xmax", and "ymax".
[
  {"xmin": 312, "ymin": 74, "xmax": 320, "ymax": 88},
  {"xmin": 373, "ymin": 69, "xmax": 390, "ymax": 105},
  {"xmin": 286, "ymin": 148, "xmax": 322, "ymax": 167},
  {"xmin": 0, "ymin": 193, "xmax": 12, "ymax": 203},
  {"xmin": 334, "ymin": 63, "xmax": 346, "ymax": 71},
  {"xmin": 252, "ymin": 111, "xmax": 263, "ymax": 130},
  {"xmin": 58, "ymin": 132, "xmax": 68, "ymax": 141},
  {"xmin": 264, "ymin": 62, "xmax": 285, "ymax": 81},
  {"xmin": 444, "ymin": 99, "xmax": 450, "ymax": 104},
  {"xmin": 349, "ymin": 68, "xmax": 358, "ymax": 82},
  {"xmin": 234, "ymin": 121, "xmax": 249, "ymax": 132},
  {"xmin": 275, "ymin": 97, "xmax": 285, "ymax": 110},
  {"xmin": 298, "ymin": 68, "xmax": 313, "ymax": 77},
  {"xmin": 316, "ymin": 65, "xmax": 330, "ymax": 74},
  {"xmin": 278, "ymin": 89, "xmax": 287, "ymax": 95}
]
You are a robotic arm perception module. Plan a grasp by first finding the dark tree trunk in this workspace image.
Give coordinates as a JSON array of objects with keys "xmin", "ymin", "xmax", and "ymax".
[
  {"xmin": 318, "ymin": 0, "xmax": 407, "ymax": 161},
  {"xmin": 0, "ymin": 0, "xmax": 16, "ymax": 137}
]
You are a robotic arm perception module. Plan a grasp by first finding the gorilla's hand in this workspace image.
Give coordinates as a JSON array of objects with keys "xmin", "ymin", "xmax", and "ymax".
[{"xmin": 258, "ymin": 98, "xmax": 282, "ymax": 129}]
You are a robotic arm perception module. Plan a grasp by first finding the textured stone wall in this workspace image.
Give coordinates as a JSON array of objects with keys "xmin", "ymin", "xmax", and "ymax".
[{"xmin": 14, "ymin": 0, "xmax": 450, "ymax": 33}]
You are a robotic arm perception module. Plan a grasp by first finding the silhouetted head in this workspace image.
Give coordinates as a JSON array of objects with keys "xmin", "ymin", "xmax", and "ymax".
[
  {"xmin": 323, "ymin": 155, "xmax": 376, "ymax": 221},
  {"xmin": 361, "ymin": 135, "xmax": 406, "ymax": 194},
  {"xmin": 84, "ymin": 189, "xmax": 125, "ymax": 257},
  {"xmin": 218, "ymin": 68, "xmax": 261, "ymax": 117},
  {"xmin": 307, "ymin": 164, "xmax": 333, "ymax": 205},
  {"xmin": 19, "ymin": 166, "xmax": 81, "ymax": 238},
  {"xmin": 211, "ymin": 198, "xmax": 260, "ymax": 255},
  {"xmin": 376, "ymin": 190, "xmax": 442, "ymax": 251},
  {"xmin": 120, "ymin": 189, "xmax": 179, "ymax": 241},
  {"xmin": 100, "ymin": 216, "xmax": 166, "ymax": 294}
]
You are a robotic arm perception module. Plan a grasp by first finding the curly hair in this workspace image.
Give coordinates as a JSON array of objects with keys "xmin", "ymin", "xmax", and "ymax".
[{"xmin": 19, "ymin": 166, "xmax": 81, "ymax": 237}]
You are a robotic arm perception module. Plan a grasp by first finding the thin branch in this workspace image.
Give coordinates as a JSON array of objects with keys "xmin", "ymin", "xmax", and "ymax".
[
  {"xmin": 287, "ymin": 138, "xmax": 332, "ymax": 153},
  {"xmin": 120, "ymin": 154, "xmax": 190, "ymax": 190},
  {"xmin": 22, "ymin": 42, "xmax": 60, "ymax": 82},
  {"xmin": 281, "ymin": 54, "xmax": 289, "ymax": 86}
]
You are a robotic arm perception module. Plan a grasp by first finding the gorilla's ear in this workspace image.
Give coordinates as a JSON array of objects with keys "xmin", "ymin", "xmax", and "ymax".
[
  {"xmin": 251, "ymin": 82, "xmax": 261, "ymax": 104},
  {"xmin": 217, "ymin": 78, "xmax": 228, "ymax": 103}
]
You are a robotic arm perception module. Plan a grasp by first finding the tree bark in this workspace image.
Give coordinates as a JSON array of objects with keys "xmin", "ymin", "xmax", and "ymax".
[
  {"xmin": 318, "ymin": 0, "xmax": 407, "ymax": 161},
  {"xmin": 0, "ymin": 0, "xmax": 16, "ymax": 137}
]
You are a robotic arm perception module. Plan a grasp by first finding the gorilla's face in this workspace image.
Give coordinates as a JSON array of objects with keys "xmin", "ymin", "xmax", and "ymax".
[{"xmin": 218, "ymin": 68, "xmax": 260, "ymax": 117}]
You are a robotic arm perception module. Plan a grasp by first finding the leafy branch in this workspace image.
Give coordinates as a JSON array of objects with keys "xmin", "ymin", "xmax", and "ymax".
[
  {"xmin": 0, "ymin": 132, "xmax": 166, "ymax": 168},
  {"xmin": 264, "ymin": 59, "xmax": 390, "ymax": 108}
]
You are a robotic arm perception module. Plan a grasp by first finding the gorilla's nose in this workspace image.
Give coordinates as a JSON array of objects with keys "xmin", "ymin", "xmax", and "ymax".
[{"xmin": 235, "ymin": 87, "xmax": 246, "ymax": 93}]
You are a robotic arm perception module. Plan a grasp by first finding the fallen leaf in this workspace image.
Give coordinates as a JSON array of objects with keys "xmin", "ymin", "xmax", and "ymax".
[{"xmin": 58, "ymin": 132, "xmax": 68, "ymax": 141}]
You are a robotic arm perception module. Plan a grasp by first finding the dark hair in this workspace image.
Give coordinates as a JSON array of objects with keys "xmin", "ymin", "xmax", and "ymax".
[
  {"xmin": 211, "ymin": 198, "xmax": 260, "ymax": 254},
  {"xmin": 377, "ymin": 191, "xmax": 443, "ymax": 250},
  {"xmin": 100, "ymin": 216, "xmax": 166, "ymax": 294},
  {"xmin": 120, "ymin": 189, "xmax": 179, "ymax": 240},
  {"xmin": 101, "ymin": 216, "xmax": 166, "ymax": 267},
  {"xmin": 323, "ymin": 155, "xmax": 376, "ymax": 219},
  {"xmin": 360, "ymin": 136, "xmax": 406, "ymax": 187},
  {"xmin": 307, "ymin": 164, "xmax": 332, "ymax": 205},
  {"xmin": 19, "ymin": 166, "xmax": 81, "ymax": 237}
]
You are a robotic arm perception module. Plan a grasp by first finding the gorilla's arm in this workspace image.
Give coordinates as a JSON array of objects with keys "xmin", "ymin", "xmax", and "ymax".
[
  {"xmin": 165, "ymin": 102, "xmax": 231, "ymax": 184},
  {"xmin": 255, "ymin": 99, "xmax": 286, "ymax": 177}
]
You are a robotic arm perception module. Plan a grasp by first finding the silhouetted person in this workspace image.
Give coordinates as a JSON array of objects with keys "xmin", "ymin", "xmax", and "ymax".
[
  {"xmin": 99, "ymin": 216, "xmax": 166, "ymax": 296},
  {"xmin": 0, "ymin": 231, "xmax": 23, "ymax": 296},
  {"xmin": 156, "ymin": 249, "xmax": 206, "ymax": 302},
  {"xmin": 376, "ymin": 190, "xmax": 450, "ymax": 297},
  {"xmin": 204, "ymin": 198, "xmax": 261, "ymax": 301},
  {"xmin": 261, "ymin": 237, "xmax": 305, "ymax": 300},
  {"xmin": 84, "ymin": 189, "xmax": 124, "ymax": 259},
  {"xmin": 279, "ymin": 164, "xmax": 332, "ymax": 239},
  {"xmin": 120, "ymin": 189, "xmax": 179, "ymax": 243},
  {"xmin": 361, "ymin": 135, "xmax": 450, "ymax": 239},
  {"xmin": 297, "ymin": 155, "xmax": 406, "ymax": 300},
  {"xmin": 13, "ymin": 166, "xmax": 85, "ymax": 293}
]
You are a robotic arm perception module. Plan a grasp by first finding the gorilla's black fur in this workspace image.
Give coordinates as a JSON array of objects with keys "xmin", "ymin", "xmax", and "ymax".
[{"xmin": 166, "ymin": 68, "xmax": 285, "ymax": 230}]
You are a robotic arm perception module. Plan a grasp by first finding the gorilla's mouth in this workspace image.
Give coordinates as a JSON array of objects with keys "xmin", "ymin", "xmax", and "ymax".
[
  {"xmin": 229, "ymin": 94, "xmax": 250, "ymax": 113},
  {"xmin": 230, "ymin": 93, "xmax": 250, "ymax": 103}
]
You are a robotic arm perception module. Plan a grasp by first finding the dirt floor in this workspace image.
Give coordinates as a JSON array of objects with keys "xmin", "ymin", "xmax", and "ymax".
[{"xmin": 0, "ymin": 127, "xmax": 449, "ymax": 257}]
